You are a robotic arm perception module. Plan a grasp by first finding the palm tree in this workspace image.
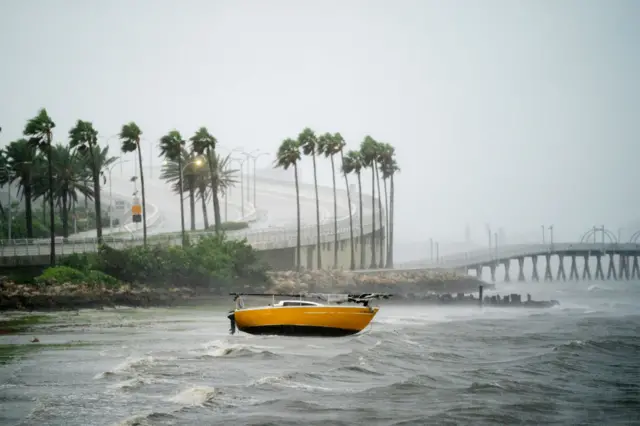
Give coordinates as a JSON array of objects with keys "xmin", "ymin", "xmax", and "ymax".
[
  {"xmin": 161, "ymin": 150, "xmax": 238, "ymax": 231},
  {"xmin": 0, "ymin": 149, "xmax": 8, "ymax": 220},
  {"xmin": 5, "ymin": 140, "xmax": 39, "ymax": 238},
  {"xmin": 342, "ymin": 150, "xmax": 365, "ymax": 269},
  {"xmin": 360, "ymin": 136, "xmax": 379, "ymax": 269},
  {"xmin": 376, "ymin": 142, "xmax": 394, "ymax": 268},
  {"xmin": 318, "ymin": 132, "xmax": 346, "ymax": 269},
  {"xmin": 335, "ymin": 134, "xmax": 355, "ymax": 270},
  {"xmin": 298, "ymin": 127, "xmax": 322, "ymax": 269},
  {"xmin": 196, "ymin": 152, "xmax": 238, "ymax": 230},
  {"xmin": 161, "ymin": 148, "xmax": 198, "ymax": 230},
  {"xmin": 381, "ymin": 156, "xmax": 399, "ymax": 268},
  {"xmin": 190, "ymin": 127, "xmax": 221, "ymax": 234},
  {"xmin": 159, "ymin": 130, "xmax": 187, "ymax": 245},
  {"xmin": 24, "ymin": 108, "xmax": 56, "ymax": 265},
  {"xmin": 119, "ymin": 122, "xmax": 147, "ymax": 245},
  {"xmin": 68, "ymin": 119, "xmax": 105, "ymax": 241},
  {"xmin": 32, "ymin": 144, "xmax": 93, "ymax": 238},
  {"xmin": 274, "ymin": 138, "xmax": 302, "ymax": 270}
]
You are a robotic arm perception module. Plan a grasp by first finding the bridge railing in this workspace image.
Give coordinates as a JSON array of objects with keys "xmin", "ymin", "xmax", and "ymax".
[
  {"xmin": 427, "ymin": 242, "xmax": 640, "ymax": 269},
  {"xmin": 0, "ymin": 207, "xmax": 386, "ymax": 257}
]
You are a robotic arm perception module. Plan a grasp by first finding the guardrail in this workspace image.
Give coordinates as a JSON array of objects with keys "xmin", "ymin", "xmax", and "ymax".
[{"xmin": 415, "ymin": 242, "xmax": 640, "ymax": 269}]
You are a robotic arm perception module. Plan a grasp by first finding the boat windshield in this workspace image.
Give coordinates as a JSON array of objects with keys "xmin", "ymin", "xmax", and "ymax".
[{"xmin": 276, "ymin": 301, "xmax": 322, "ymax": 307}]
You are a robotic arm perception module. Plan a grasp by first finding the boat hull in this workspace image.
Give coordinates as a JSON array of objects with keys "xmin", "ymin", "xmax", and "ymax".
[{"xmin": 230, "ymin": 306, "xmax": 379, "ymax": 337}]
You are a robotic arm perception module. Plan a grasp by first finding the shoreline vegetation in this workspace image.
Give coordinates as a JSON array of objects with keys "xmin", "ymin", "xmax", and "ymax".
[{"xmin": 0, "ymin": 233, "xmax": 490, "ymax": 312}]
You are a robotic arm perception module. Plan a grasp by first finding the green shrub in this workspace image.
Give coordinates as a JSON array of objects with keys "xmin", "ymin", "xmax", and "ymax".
[
  {"xmin": 86, "ymin": 270, "xmax": 121, "ymax": 287},
  {"xmin": 51, "ymin": 234, "xmax": 268, "ymax": 292},
  {"xmin": 35, "ymin": 266, "xmax": 87, "ymax": 285},
  {"xmin": 60, "ymin": 252, "xmax": 101, "ymax": 272}
]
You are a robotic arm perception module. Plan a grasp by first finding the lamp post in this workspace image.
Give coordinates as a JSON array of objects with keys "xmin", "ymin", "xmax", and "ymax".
[
  {"xmin": 548, "ymin": 225, "xmax": 554, "ymax": 246},
  {"xmin": 179, "ymin": 157, "xmax": 204, "ymax": 245},
  {"xmin": 230, "ymin": 157, "xmax": 246, "ymax": 218},
  {"xmin": 429, "ymin": 237, "xmax": 433, "ymax": 262},
  {"xmin": 1, "ymin": 161, "xmax": 31, "ymax": 241},
  {"xmin": 241, "ymin": 150, "xmax": 258, "ymax": 205},
  {"xmin": 0, "ymin": 166, "xmax": 11, "ymax": 240},
  {"xmin": 107, "ymin": 160, "xmax": 130, "ymax": 234},
  {"xmin": 244, "ymin": 151, "xmax": 269, "ymax": 208}
]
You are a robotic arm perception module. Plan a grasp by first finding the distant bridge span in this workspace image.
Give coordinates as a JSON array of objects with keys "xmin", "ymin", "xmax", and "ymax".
[{"xmin": 417, "ymin": 242, "xmax": 640, "ymax": 282}]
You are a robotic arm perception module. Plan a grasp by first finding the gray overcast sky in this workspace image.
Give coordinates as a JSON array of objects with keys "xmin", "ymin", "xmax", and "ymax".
[{"xmin": 1, "ymin": 0, "xmax": 639, "ymax": 246}]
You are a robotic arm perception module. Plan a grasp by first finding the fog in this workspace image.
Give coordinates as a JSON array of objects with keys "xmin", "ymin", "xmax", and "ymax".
[{"xmin": 1, "ymin": 0, "xmax": 639, "ymax": 263}]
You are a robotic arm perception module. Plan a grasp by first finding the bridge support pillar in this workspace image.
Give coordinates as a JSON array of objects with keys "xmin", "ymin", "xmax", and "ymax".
[
  {"xmin": 607, "ymin": 253, "xmax": 617, "ymax": 280},
  {"xmin": 632, "ymin": 256, "xmax": 640, "ymax": 280},
  {"xmin": 619, "ymin": 255, "xmax": 630, "ymax": 280},
  {"xmin": 503, "ymin": 259, "xmax": 511, "ymax": 282},
  {"xmin": 490, "ymin": 264, "xmax": 496, "ymax": 282},
  {"xmin": 595, "ymin": 254, "xmax": 604, "ymax": 280},
  {"xmin": 544, "ymin": 254, "xmax": 553, "ymax": 281},
  {"xmin": 531, "ymin": 255, "xmax": 539, "ymax": 281},
  {"xmin": 517, "ymin": 257, "xmax": 525, "ymax": 282},
  {"xmin": 556, "ymin": 254, "xmax": 566, "ymax": 281},
  {"xmin": 582, "ymin": 254, "xmax": 592, "ymax": 280},
  {"xmin": 569, "ymin": 255, "xmax": 579, "ymax": 281},
  {"xmin": 476, "ymin": 265, "xmax": 483, "ymax": 280}
]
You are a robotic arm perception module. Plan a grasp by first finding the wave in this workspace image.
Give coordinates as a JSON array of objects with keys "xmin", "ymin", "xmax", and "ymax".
[
  {"xmin": 111, "ymin": 412, "xmax": 176, "ymax": 426},
  {"xmin": 168, "ymin": 385, "xmax": 220, "ymax": 407},
  {"xmin": 94, "ymin": 355, "xmax": 157, "ymax": 379}
]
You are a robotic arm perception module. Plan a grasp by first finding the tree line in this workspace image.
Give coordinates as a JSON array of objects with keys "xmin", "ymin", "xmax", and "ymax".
[
  {"xmin": 275, "ymin": 128, "xmax": 399, "ymax": 270},
  {"xmin": 0, "ymin": 109, "xmax": 239, "ymax": 266}
]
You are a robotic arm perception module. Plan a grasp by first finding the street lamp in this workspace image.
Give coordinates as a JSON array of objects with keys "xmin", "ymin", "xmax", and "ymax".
[
  {"xmin": 548, "ymin": 225, "xmax": 554, "ymax": 245},
  {"xmin": 0, "ymin": 161, "xmax": 32, "ymax": 241},
  {"xmin": 244, "ymin": 150, "xmax": 269, "ymax": 208},
  {"xmin": 107, "ymin": 159, "xmax": 130, "ymax": 233},
  {"xmin": 230, "ymin": 157, "xmax": 246, "ymax": 218},
  {"xmin": 179, "ymin": 157, "xmax": 204, "ymax": 245}
]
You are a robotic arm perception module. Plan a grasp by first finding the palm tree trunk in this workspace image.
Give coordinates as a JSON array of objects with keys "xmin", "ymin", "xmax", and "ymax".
[
  {"xmin": 47, "ymin": 143, "xmax": 55, "ymax": 265},
  {"xmin": 340, "ymin": 150, "xmax": 355, "ymax": 270},
  {"xmin": 294, "ymin": 163, "xmax": 301, "ymax": 271},
  {"xmin": 383, "ymin": 177, "xmax": 390, "ymax": 267},
  {"xmin": 357, "ymin": 172, "xmax": 364, "ymax": 269},
  {"xmin": 330, "ymin": 155, "xmax": 338, "ymax": 268},
  {"xmin": 374, "ymin": 162, "xmax": 384, "ymax": 268},
  {"xmin": 84, "ymin": 179, "xmax": 88, "ymax": 210},
  {"xmin": 62, "ymin": 192, "xmax": 69, "ymax": 238},
  {"xmin": 137, "ymin": 143, "xmax": 147, "ymax": 246},
  {"xmin": 200, "ymin": 191, "xmax": 209, "ymax": 229},
  {"xmin": 208, "ymin": 149, "xmax": 222, "ymax": 234},
  {"xmin": 312, "ymin": 153, "xmax": 322, "ymax": 269},
  {"xmin": 25, "ymin": 184, "xmax": 33, "ymax": 238},
  {"xmin": 370, "ymin": 166, "xmax": 376, "ymax": 269},
  {"xmin": 178, "ymin": 156, "xmax": 186, "ymax": 246},
  {"xmin": 91, "ymin": 150, "xmax": 103, "ymax": 243},
  {"xmin": 388, "ymin": 173, "xmax": 395, "ymax": 268},
  {"xmin": 189, "ymin": 186, "xmax": 196, "ymax": 230}
]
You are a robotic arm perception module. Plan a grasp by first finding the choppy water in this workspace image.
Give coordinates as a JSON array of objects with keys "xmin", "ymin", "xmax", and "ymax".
[{"xmin": 1, "ymin": 280, "xmax": 639, "ymax": 425}]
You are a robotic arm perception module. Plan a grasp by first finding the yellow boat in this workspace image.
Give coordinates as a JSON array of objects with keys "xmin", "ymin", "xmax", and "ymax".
[{"xmin": 227, "ymin": 293, "xmax": 392, "ymax": 337}]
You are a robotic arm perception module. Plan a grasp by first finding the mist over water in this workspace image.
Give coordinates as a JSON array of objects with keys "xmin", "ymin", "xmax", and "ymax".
[{"xmin": 1, "ymin": 279, "xmax": 638, "ymax": 425}]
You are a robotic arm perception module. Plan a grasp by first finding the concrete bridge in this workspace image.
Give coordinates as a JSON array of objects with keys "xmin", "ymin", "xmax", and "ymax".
[{"xmin": 411, "ymin": 242, "xmax": 640, "ymax": 282}]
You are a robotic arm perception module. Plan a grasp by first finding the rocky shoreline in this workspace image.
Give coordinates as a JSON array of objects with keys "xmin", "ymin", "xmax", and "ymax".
[
  {"xmin": 0, "ymin": 281, "xmax": 204, "ymax": 312},
  {"xmin": 0, "ymin": 268, "xmax": 491, "ymax": 311},
  {"xmin": 265, "ymin": 268, "xmax": 493, "ymax": 296}
]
